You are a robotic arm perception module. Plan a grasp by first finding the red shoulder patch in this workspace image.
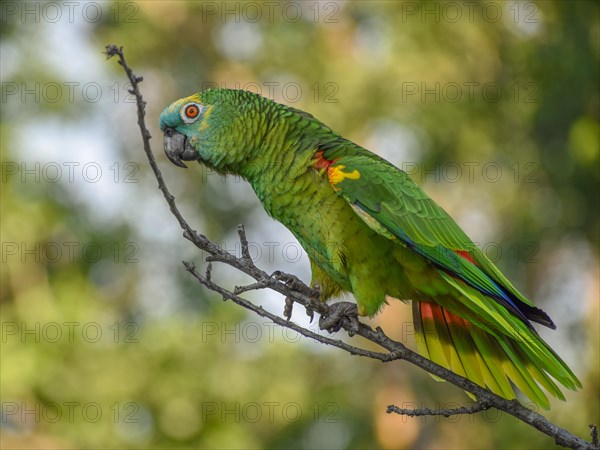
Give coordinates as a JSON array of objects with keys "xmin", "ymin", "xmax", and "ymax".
[{"xmin": 314, "ymin": 150, "xmax": 335, "ymax": 171}]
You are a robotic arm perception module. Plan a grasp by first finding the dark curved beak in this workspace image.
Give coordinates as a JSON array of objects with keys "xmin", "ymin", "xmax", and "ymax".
[{"xmin": 163, "ymin": 128, "xmax": 200, "ymax": 168}]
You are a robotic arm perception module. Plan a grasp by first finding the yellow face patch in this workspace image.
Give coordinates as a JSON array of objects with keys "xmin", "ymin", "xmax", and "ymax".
[
  {"xmin": 198, "ymin": 105, "xmax": 213, "ymax": 131},
  {"xmin": 327, "ymin": 165, "xmax": 360, "ymax": 187},
  {"xmin": 174, "ymin": 94, "xmax": 212, "ymax": 130}
]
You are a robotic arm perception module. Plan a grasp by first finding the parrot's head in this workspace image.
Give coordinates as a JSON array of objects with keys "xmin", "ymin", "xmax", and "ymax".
[
  {"xmin": 159, "ymin": 89, "xmax": 270, "ymax": 173},
  {"xmin": 159, "ymin": 93, "xmax": 205, "ymax": 168}
]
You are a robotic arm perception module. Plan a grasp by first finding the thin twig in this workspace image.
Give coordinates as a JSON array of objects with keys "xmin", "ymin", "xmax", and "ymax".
[
  {"xmin": 387, "ymin": 401, "xmax": 492, "ymax": 418},
  {"xmin": 591, "ymin": 425, "xmax": 599, "ymax": 448},
  {"xmin": 233, "ymin": 280, "xmax": 269, "ymax": 295},
  {"xmin": 237, "ymin": 224, "xmax": 253, "ymax": 263},
  {"xmin": 106, "ymin": 44, "xmax": 599, "ymax": 450}
]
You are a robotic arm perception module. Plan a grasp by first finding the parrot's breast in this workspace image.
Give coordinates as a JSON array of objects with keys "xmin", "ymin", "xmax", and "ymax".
[{"xmin": 250, "ymin": 167, "xmax": 416, "ymax": 315}]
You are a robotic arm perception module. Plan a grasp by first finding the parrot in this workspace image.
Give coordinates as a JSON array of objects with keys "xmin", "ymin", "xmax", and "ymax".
[{"xmin": 159, "ymin": 88, "xmax": 581, "ymax": 409}]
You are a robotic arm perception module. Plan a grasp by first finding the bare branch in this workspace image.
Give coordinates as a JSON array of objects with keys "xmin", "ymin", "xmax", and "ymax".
[
  {"xmin": 233, "ymin": 280, "xmax": 269, "ymax": 295},
  {"xmin": 591, "ymin": 425, "xmax": 599, "ymax": 448},
  {"xmin": 387, "ymin": 401, "xmax": 492, "ymax": 418},
  {"xmin": 237, "ymin": 224, "xmax": 253, "ymax": 263},
  {"xmin": 106, "ymin": 44, "xmax": 599, "ymax": 450},
  {"xmin": 205, "ymin": 261, "xmax": 213, "ymax": 282}
]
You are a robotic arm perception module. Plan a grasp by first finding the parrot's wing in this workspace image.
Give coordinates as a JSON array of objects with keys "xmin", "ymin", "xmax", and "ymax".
[
  {"xmin": 322, "ymin": 151, "xmax": 581, "ymax": 402},
  {"xmin": 323, "ymin": 151, "xmax": 550, "ymax": 327}
]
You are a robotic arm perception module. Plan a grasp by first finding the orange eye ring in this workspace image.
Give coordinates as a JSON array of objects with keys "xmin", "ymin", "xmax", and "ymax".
[{"xmin": 181, "ymin": 102, "xmax": 203, "ymax": 124}]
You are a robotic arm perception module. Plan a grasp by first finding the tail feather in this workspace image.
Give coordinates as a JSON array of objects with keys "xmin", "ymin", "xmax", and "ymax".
[
  {"xmin": 412, "ymin": 301, "xmax": 576, "ymax": 409},
  {"xmin": 414, "ymin": 301, "xmax": 517, "ymax": 401},
  {"xmin": 438, "ymin": 272, "xmax": 581, "ymax": 392},
  {"xmin": 512, "ymin": 345, "xmax": 566, "ymax": 401},
  {"xmin": 468, "ymin": 328, "xmax": 520, "ymax": 400},
  {"xmin": 414, "ymin": 302, "xmax": 468, "ymax": 381}
]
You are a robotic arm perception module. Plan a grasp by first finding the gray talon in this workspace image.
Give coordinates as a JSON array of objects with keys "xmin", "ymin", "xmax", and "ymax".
[
  {"xmin": 306, "ymin": 306, "xmax": 315, "ymax": 323},
  {"xmin": 284, "ymin": 297, "xmax": 294, "ymax": 321}
]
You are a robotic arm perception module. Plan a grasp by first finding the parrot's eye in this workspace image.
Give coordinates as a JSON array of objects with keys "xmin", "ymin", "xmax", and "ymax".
[{"xmin": 181, "ymin": 103, "xmax": 203, "ymax": 124}]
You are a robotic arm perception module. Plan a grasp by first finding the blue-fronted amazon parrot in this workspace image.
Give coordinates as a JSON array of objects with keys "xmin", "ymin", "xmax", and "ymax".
[{"xmin": 159, "ymin": 88, "xmax": 581, "ymax": 408}]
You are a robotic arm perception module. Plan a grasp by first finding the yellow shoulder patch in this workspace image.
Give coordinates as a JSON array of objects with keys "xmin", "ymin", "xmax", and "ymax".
[{"xmin": 327, "ymin": 164, "xmax": 360, "ymax": 187}]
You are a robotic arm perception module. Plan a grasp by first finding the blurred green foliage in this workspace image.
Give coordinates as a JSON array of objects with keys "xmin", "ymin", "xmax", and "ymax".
[{"xmin": 1, "ymin": 1, "xmax": 598, "ymax": 449}]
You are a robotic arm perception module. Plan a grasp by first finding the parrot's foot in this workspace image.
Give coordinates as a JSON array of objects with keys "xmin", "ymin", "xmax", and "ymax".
[
  {"xmin": 272, "ymin": 270, "xmax": 304, "ymax": 289},
  {"xmin": 319, "ymin": 301, "xmax": 359, "ymax": 336},
  {"xmin": 283, "ymin": 297, "xmax": 315, "ymax": 322},
  {"xmin": 273, "ymin": 271, "xmax": 319, "ymax": 322},
  {"xmin": 271, "ymin": 271, "xmax": 319, "ymax": 298},
  {"xmin": 304, "ymin": 284, "xmax": 320, "ymax": 322}
]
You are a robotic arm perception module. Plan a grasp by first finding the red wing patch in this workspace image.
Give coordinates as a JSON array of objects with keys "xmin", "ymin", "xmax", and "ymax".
[{"xmin": 454, "ymin": 249, "xmax": 476, "ymax": 265}]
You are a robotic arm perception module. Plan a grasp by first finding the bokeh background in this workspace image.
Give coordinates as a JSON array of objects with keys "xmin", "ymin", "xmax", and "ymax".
[{"xmin": 1, "ymin": 1, "xmax": 598, "ymax": 449}]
